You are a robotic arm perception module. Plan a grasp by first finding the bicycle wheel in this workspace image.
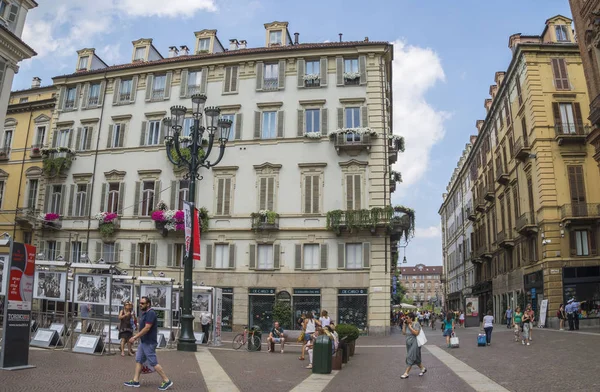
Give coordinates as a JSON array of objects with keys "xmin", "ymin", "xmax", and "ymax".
[
  {"xmin": 232, "ymin": 333, "xmax": 245, "ymax": 350},
  {"xmin": 248, "ymin": 335, "xmax": 262, "ymax": 352}
]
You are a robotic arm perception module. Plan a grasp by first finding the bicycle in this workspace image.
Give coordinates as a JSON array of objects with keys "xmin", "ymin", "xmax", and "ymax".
[{"xmin": 232, "ymin": 325, "xmax": 262, "ymax": 351}]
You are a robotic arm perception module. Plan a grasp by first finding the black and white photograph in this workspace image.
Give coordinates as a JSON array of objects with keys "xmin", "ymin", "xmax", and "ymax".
[
  {"xmin": 74, "ymin": 274, "xmax": 111, "ymax": 305},
  {"xmin": 192, "ymin": 292, "xmax": 211, "ymax": 313},
  {"xmin": 0, "ymin": 253, "xmax": 7, "ymax": 296},
  {"xmin": 33, "ymin": 271, "xmax": 67, "ymax": 300},
  {"xmin": 172, "ymin": 290, "xmax": 180, "ymax": 312},
  {"xmin": 104, "ymin": 305, "xmax": 122, "ymax": 315},
  {"xmin": 140, "ymin": 285, "xmax": 171, "ymax": 310},
  {"xmin": 111, "ymin": 283, "xmax": 133, "ymax": 306}
]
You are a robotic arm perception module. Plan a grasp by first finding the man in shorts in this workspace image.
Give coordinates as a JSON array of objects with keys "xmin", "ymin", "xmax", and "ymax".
[
  {"xmin": 267, "ymin": 321, "xmax": 285, "ymax": 353},
  {"xmin": 124, "ymin": 296, "xmax": 173, "ymax": 390}
]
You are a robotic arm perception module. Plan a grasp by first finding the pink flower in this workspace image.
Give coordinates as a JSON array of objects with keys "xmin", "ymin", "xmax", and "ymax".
[
  {"xmin": 104, "ymin": 213, "xmax": 118, "ymax": 223},
  {"xmin": 174, "ymin": 210, "xmax": 185, "ymax": 222},
  {"xmin": 175, "ymin": 223, "xmax": 185, "ymax": 231},
  {"xmin": 151, "ymin": 210, "xmax": 165, "ymax": 221},
  {"xmin": 45, "ymin": 213, "xmax": 60, "ymax": 221}
]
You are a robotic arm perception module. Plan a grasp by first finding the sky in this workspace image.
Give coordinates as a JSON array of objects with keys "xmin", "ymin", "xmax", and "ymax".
[{"xmin": 14, "ymin": 0, "xmax": 574, "ymax": 267}]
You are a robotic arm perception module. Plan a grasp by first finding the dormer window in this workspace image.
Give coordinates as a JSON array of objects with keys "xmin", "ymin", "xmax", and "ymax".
[
  {"xmin": 269, "ymin": 30, "xmax": 282, "ymax": 46},
  {"xmin": 134, "ymin": 47, "xmax": 146, "ymax": 61},
  {"xmin": 198, "ymin": 38, "xmax": 210, "ymax": 52},
  {"xmin": 0, "ymin": 0, "xmax": 18, "ymax": 26},
  {"xmin": 555, "ymin": 25, "xmax": 569, "ymax": 42},
  {"xmin": 78, "ymin": 56, "xmax": 89, "ymax": 70}
]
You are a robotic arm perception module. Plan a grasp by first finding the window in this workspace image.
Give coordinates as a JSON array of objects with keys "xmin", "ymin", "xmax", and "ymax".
[
  {"xmin": 47, "ymin": 241, "xmax": 57, "ymax": 261},
  {"xmin": 258, "ymin": 177, "xmax": 275, "ymax": 211},
  {"xmin": 305, "ymin": 60, "xmax": 320, "ymax": 87},
  {"xmin": 261, "ymin": 111, "xmax": 277, "ymax": 139},
  {"xmin": 198, "ymin": 38, "xmax": 210, "ymax": 52},
  {"xmin": 419, "ymin": 283, "xmax": 425, "ymax": 288},
  {"xmin": 257, "ymin": 244, "xmax": 274, "ymax": 269},
  {"xmin": 134, "ymin": 47, "xmax": 146, "ymax": 61},
  {"xmin": 19, "ymin": 97, "xmax": 28, "ymax": 103},
  {"xmin": 574, "ymin": 230, "xmax": 590, "ymax": 256},
  {"xmin": 263, "ymin": 63, "xmax": 279, "ymax": 91},
  {"xmin": 138, "ymin": 243, "xmax": 153, "ymax": 266},
  {"xmin": 345, "ymin": 243, "xmax": 363, "ymax": 269},
  {"xmin": 221, "ymin": 114, "xmax": 235, "ymax": 141},
  {"xmin": 152, "ymin": 75, "xmax": 166, "ymax": 100},
  {"xmin": 88, "ymin": 83, "xmax": 101, "ymax": 106},
  {"xmin": 74, "ymin": 184, "xmax": 87, "ymax": 217},
  {"xmin": 2, "ymin": 129, "xmax": 12, "ymax": 148},
  {"xmin": 187, "ymin": 71, "xmax": 202, "ymax": 96},
  {"xmin": 344, "ymin": 59, "xmax": 358, "ymax": 73},
  {"xmin": 34, "ymin": 126, "xmax": 46, "ymax": 146},
  {"xmin": 56, "ymin": 129, "xmax": 69, "ymax": 148},
  {"xmin": 107, "ymin": 182, "xmax": 119, "ymax": 213},
  {"xmin": 27, "ymin": 179, "xmax": 38, "ymax": 208},
  {"xmin": 111, "ymin": 123, "xmax": 124, "ymax": 148},
  {"xmin": 305, "ymin": 109, "xmax": 320, "ymax": 133},
  {"xmin": 175, "ymin": 179, "xmax": 189, "ymax": 210},
  {"xmin": 182, "ymin": 118, "xmax": 193, "ymax": 137},
  {"xmin": 303, "ymin": 174, "xmax": 320, "ymax": 214},
  {"xmin": 78, "ymin": 126, "xmax": 90, "ymax": 151},
  {"xmin": 0, "ymin": 1, "xmax": 7, "ymax": 19},
  {"xmin": 223, "ymin": 66, "xmax": 238, "ymax": 93},
  {"xmin": 174, "ymin": 244, "xmax": 184, "ymax": 267},
  {"xmin": 65, "ymin": 87, "xmax": 77, "ymax": 109},
  {"xmin": 0, "ymin": 180, "xmax": 4, "ymax": 208},
  {"xmin": 269, "ymin": 30, "xmax": 282, "ymax": 45},
  {"xmin": 141, "ymin": 181, "xmax": 155, "ymax": 216},
  {"xmin": 71, "ymin": 241, "xmax": 82, "ymax": 263},
  {"xmin": 555, "ymin": 25, "xmax": 569, "ymax": 42},
  {"xmin": 103, "ymin": 243, "xmax": 116, "ymax": 263},
  {"xmin": 345, "ymin": 107, "xmax": 360, "ymax": 129},
  {"xmin": 303, "ymin": 244, "xmax": 319, "ymax": 270},
  {"xmin": 147, "ymin": 120, "xmax": 161, "ymax": 145},
  {"xmin": 50, "ymin": 185, "xmax": 62, "ymax": 214},
  {"xmin": 215, "ymin": 177, "xmax": 232, "ymax": 215},
  {"xmin": 78, "ymin": 56, "xmax": 89, "ymax": 70},
  {"xmin": 214, "ymin": 244, "xmax": 230, "ymax": 269},
  {"xmin": 345, "ymin": 174, "xmax": 362, "ymax": 210},
  {"xmin": 120, "ymin": 79, "xmax": 132, "ymax": 102},
  {"xmin": 558, "ymin": 103, "xmax": 576, "ymax": 134},
  {"xmin": 412, "ymin": 282, "xmax": 416, "ymax": 288}
]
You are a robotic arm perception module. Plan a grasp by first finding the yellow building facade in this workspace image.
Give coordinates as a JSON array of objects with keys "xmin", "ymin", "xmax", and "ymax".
[
  {"xmin": 0, "ymin": 80, "xmax": 55, "ymax": 244},
  {"xmin": 467, "ymin": 16, "xmax": 600, "ymax": 326}
]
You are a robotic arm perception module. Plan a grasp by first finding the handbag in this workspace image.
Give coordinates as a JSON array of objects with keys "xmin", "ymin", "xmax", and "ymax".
[
  {"xmin": 297, "ymin": 331, "xmax": 305, "ymax": 343},
  {"xmin": 416, "ymin": 327, "xmax": 427, "ymax": 347},
  {"xmin": 450, "ymin": 333, "xmax": 459, "ymax": 348}
]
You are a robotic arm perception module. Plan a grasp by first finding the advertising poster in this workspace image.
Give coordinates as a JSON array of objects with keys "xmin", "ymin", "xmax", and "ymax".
[
  {"xmin": 0, "ymin": 253, "xmax": 8, "ymax": 296},
  {"xmin": 213, "ymin": 288, "xmax": 222, "ymax": 346},
  {"xmin": 183, "ymin": 201, "xmax": 192, "ymax": 258},
  {"xmin": 465, "ymin": 297, "xmax": 479, "ymax": 317},
  {"xmin": 539, "ymin": 299, "xmax": 549, "ymax": 328}
]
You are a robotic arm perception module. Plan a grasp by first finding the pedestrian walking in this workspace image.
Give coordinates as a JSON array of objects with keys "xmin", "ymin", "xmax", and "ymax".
[
  {"xmin": 200, "ymin": 311, "xmax": 212, "ymax": 344},
  {"xmin": 430, "ymin": 312, "xmax": 436, "ymax": 330},
  {"xmin": 524, "ymin": 304, "xmax": 534, "ymax": 342},
  {"xmin": 557, "ymin": 304, "xmax": 566, "ymax": 331},
  {"xmin": 319, "ymin": 310, "xmax": 331, "ymax": 328},
  {"xmin": 459, "ymin": 311, "xmax": 465, "ymax": 328},
  {"xmin": 400, "ymin": 312, "xmax": 427, "ymax": 379},
  {"xmin": 442, "ymin": 312, "xmax": 455, "ymax": 348},
  {"xmin": 512, "ymin": 306, "xmax": 523, "ymax": 342},
  {"xmin": 483, "ymin": 310, "xmax": 494, "ymax": 346},
  {"xmin": 505, "ymin": 306, "xmax": 512, "ymax": 329},
  {"xmin": 299, "ymin": 313, "xmax": 316, "ymax": 360},
  {"xmin": 123, "ymin": 296, "xmax": 173, "ymax": 390},
  {"xmin": 118, "ymin": 301, "xmax": 136, "ymax": 357}
]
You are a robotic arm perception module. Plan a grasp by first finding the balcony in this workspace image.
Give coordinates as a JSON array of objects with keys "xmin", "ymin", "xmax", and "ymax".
[
  {"xmin": 388, "ymin": 136, "xmax": 404, "ymax": 164},
  {"xmin": 42, "ymin": 148, "xmax": 75, "ymax": 178},
  {"xmin": 560, "ymin": 203, "xmax": 600, "ymax": 225},
  {"xmin": 88, "ymin": 96, "xmax": 100, "ymax": 106},
  {"xmin": 251, "ymin": 212, "xmax": 280, "ymax": 231},
  {"xmin": 467, "ymin": 207, "xmax": 477, "ymax": 222},
  {"xmin": 304, "ymin": 79, "xmax": 320, "ymax": 88},
  {"xmin": 495, "ymin": 166, "xmax": 509, "ymax": 185},
  {"xmin": 497, "ymin": 230, "xmax": 515, "ymax": 249},
  {"xmin": 64, "ymin": 99, "xmax": 75, "ymax": 110},
  {"xmin": 263, "ymin": 77, "xmax": 279, "ymax": 91},
  {"xmin": 475, "ymin": 198, "xmax": 486, "ymax": 213},
  {"xmin": 0, "ymin": 147, "xmax": 10, "ymax": 161},
  {"xmin": 30, "ymin": 144, "xmax": 42, "ymax": 158},
  {"xmin": 554, "ymin": 123, "xmax": 590, "ymax": 146},
  {"xmin": 326, "ymin": 206, "xmax": 415, "ymax": 240},
  {"xmin": 42, "ymin": 218, "xmax": 62, "ymax": 231},
  {"xmin": 332, "ymin": 132, "xmax": 373, "ymax": 155},
  {"xmin": 515, "ymin": 212, "xmax": 538, "ymax": 236},
  {"xmin": 475, "ymin": 244, "xmax": 492, "ymax": 260},
  {"xmin": 513, "ymin": 136, "xmax": 531, "ymax": 162},
  {"xmin": 484, "ymin": 184, "xmax": 495, "ymax": 202},
  {"xmin": 15, "ymin": 208, "xmax": 39, "ymax": 227},
  {"xmin": 187, "ymin": 85, "xmax": 202, "ymax": 96},
  {"xmin": 589, "ymin": 93, "xmax": 600, "ymax": 125}
]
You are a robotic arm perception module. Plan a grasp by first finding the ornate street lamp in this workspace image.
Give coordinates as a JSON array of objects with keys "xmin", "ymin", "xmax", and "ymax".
[{"xmin": 164, "ymin": 94, "xmax": 232, "ymax": 352}]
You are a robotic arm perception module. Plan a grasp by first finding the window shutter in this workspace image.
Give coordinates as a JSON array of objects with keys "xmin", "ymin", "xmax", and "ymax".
[
  {"xmin": 133, "ymin": 181, "xmax": 141, "ymax": 216},
  {"xmin": 354, "ymin": 174, "xmax": 361, "ymax": 210},
  {"xmin": 59, "ymin": 185, "xmax": 66, "ymax": 215},
  {"xmin": 73, "ymin": 84, "xmax": 81, "ymax": 109},
  {"xmin": 249, "ymin": 244, "xmax": 256, "ymax": 269},
  {"xmin": 95, "ymin": 242, "xmax": 102, "ymax": 262},
  {"xmin": 338, "ymin": 243, "xmax": 345, "ymax": 269},
  {"xmin": 64, "ymin": 242, "xmax": 71, "ymax": 262},
  {"xmin": 206, "ymin": 244, "xmax": 213, "ymax": 268},
  {"xmin": 259, "ymin": 177, "xmax": 267, "ymax": 210},
  {"xmin": 139, "ymin": 121, "xmax": 147, "ymax": 146},
  {"xmin": 97, "ymin": 81, "xmax": 106, "ymax": 106},
  {"xmin": 320, "ymin": 57, "xmax": 328, "ymax": 86},
  {"xmin": 180, "ymin": 69, "xmax": 189, "ymax": 97},
  {"xmin": 129, "ymin": 243, "xmax": 137, "ymax": 266},
  {"xmin": 570, "ymin": 230, "xmax": 577, "ymax": 256},
  {"xmin": 552, "ymin": 102, "xmax": 561, "ymax": 131},
  {"xmin": 574, "ymin": 102, "xmax": 584, "ymax": 134},
  {"xmin": 346, "ymin": 175, "xmax": 354, "ymax": 210},
  {"xmin": 58, "ymin": 86, "xmax": 67, "ymax": 110},
  {"xmin": 337, "ymin": 108, "xmax": 344, "ymax": 129},
  {"xmin": 170, "ymin": 180, "xmax": 177, "ymax": 210},
  {"xmin": 67, "ymin": 185, "xmax": 75, "ymax": 217},
  {"xmin": 112, "ymin": 79, "xmax": 121, "ymax": 105},
  {"xmin": 224, "ymin": 67, "xmax": 231, "ymax": 93},
  {"xmin": 224, "ymin": 178, "xmax": 231, "ymax": 215},
  {"xmin": 75, "ymin": 127, "xmax": 82, "ymax": 151},
  {"xmin": 254, "ymin": 111, "xmax": 261, "ymax": 139},
  {"xmin": 320, "ymin": 244, "xmax": 328, "ymax": 269},
  {"xmin": 85, "ymin": 127, "xmax": 93, "ymax": 150},
  {"xmin": 336, "ymin": 57, "xmax": 343, "ymax": 86},
  {"xmin": 229, "ymin": 244, "xmax": 236, "ymax": 268},
  {"xmin": 295, "ymin": 244, "xmax": 302, "ymax": 270},
  {"xmin": 82, "ymin": 242, "xmax": 88, "ymax": 258},
  {"xmin": 235, "ymin": 113, "xmax": 242, "ymax": 140},
  {"xmin": 256, "ymin": 62, "xmax": 264, "ymax": 90},
  {"xmin": 361, "ymin": 106, "xmax": 368, "ymax": 128},
  {"xmin": 130, "ymin": 76, "xmax": 138, "ymax": 103},
  {"xmin": 277, "ymin": 110, "xmax": 284, "ymax": 138},
  {"xmin": 312, "ymin": 175, "xmax": 319, "ymax": 213},
  {"xmin": 278, "ymin": 59, "xmax": 286, "ymax": 89},
  {"xmin": 81, "ymin": 84, "xmax": 89, "ymax": 109},
  {"xmin": 363, "ymin": 242, "xmax": 371, "ymax": 268},
  {"xmin": 52, "ymin": 130, "xmax": 58, "ymax": 148},
  {"xmin": 558, "ymin": 59, "xmax": 569, "ymax": 90},
  {"xmin": 359, "ymin": 55, "xmax": 367, "ymax": 85},
  {"xmin": 231, "ymin": 66, "xmax": 238, "ymax": 92},
  {"xmin": 7, "ymin": 4, "xmax": 19, "ymax": 23},
  {"xmin": 150, "ymin": 243, "xmax": 157, "ymax": 267},
  {"xmin": 321, "ymin": 108, "xmax": 328, "ymax": 135},
  {"xmin": 145, "ymin": 74, "xmax": 154, "ymax": 101},
  {"xmin": 154, "ymin": 181, "xmax": 161, "ymax": 207},
  {"xmin": 297, "ymin": 109, "xmax": 304, "ymax": 136},
  {"xmin": 551, "ymin": 58, "xmax": 562, "ymax": 90},
  {"xmin": 216, "ymin": 178, "xmax": 224, "ymax": 215},
  {"xmin": 118, "ymin": 124, "xmax": 125, "ymax": 147},
  {"xmin": 44, "ymin": 186, "xmax": 51, "ymax": 213},
  {"xmin": 267, "ymin": 177, "xmax": 275, "ymax": 211},
  {"xmin": 85, "ymin": 184, "xmax": 92, "ymax": 216},
  {"xmin": 273, "ymin": 244, "xmax": 281, "ymax": 269},
  {"xmin": 67, "ymin": 129, "xmax": 74, "ymax": 148},
  {"xmin": 99, "ymin": 183, "xmax": 107, "ymax": 212},
  {"xmin": 164, "ymin": 72, "xmax": 173, "ymax": 99},
  {"xmin": 118, "ymin": 183, "xmax": 125, "ymax": 213},
  {"xmin": 106, "ymin": 125, "xmax": 114, "ymax": 148},
  {"xmin": 199, "ymin": 67, "xmax": 208, "ymax": 95},
  {"xmin": 505, "ymin": 98, "xmax": 511, "ymax": 125},
  {"xmin": 591, "ymin": 229, "xmax": 598, "ymax": 256},
  {"xmin": 297, "ymin": 59, "xmax": 305, "ymax": 88},
  {"xmin": 304, "ymin": 176, "xmax": 312, "ymax": 214}
]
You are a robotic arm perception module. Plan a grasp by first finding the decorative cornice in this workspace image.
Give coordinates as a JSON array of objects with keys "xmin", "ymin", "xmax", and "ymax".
[
  {"xmin": 104, "ymin": 169, "xmax": 126, "ymax": 177},
  {"xmin": 111, "ymin": 114, "xmax": 133, "ymax": 121},
  {"xmin": 257, "ymin": 101, "xmax": 283, "ymax": 108},
  {"xmin": 339, "ymin": 97, "xmax": 366, "ymax": 104},
  {"xmin": 219, "ymin": 104, "xmax": 242, "ymax": 111},
  {"xmin": 80, "ymin": 117, "xmax": 100, "ymax": 124},
  {"xmin": 253, "ymin": 162, "xmax": 282, "ymax": 170},
  {"xmin": 25, "ymin": 166, "xmax": 42, "ymax": 177},
  {"xmin": 299, "ymin": 99, "xmax": 326, "ymax": 106},
  {"xmin": 211, "ymin": 166, "xmax": 239, "ymax": 171},
  {"xmin": 338, "ymin": 159, "xmax": 368, "ymax": 167},
  {"xmin": 0, "ymin": 168, "xmax": 9, "ymax": 179},
  {"xmin": 56, "ymin": 120, "xmax": 75, "ymax": 127},
  {"xmin": 72, "ymin": 173, "xmax": 94, "ymax": 180},
  {"xmin": 34, "ymin": 114, "xmax": 51, "ymax": 123},
  {"xmin": 144, "ymin": 111, "xmax": 167, "ymax": 118},
  {"xmin": 297, "ymin": 163, "xmax": 327, "ymax": 168},
  {"xmin": 137, "ymin": 169, "xmax": 162, "ymax": 175}
]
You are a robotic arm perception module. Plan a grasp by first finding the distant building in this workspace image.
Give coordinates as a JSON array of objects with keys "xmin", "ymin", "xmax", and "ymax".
[{"xmin": 399, "ymin": 264, "xmax": 443, "ymax": 308}]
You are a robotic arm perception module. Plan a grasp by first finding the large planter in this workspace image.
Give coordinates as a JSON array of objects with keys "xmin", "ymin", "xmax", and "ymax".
[
  {"xmin": 154, "ymin": 221, "xmax": 169, "ymax": 237},
  {"xmin": 349, "ymin": 340, "xmax": 356, "ymax": 356},
  {"xmin": 340, "ymin": 341, "xmax": 349, "ymax": 364}
]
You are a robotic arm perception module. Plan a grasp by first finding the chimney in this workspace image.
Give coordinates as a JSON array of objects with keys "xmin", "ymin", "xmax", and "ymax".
[
  {"xmin": 229, "ymin": 39, "xmax": 239, "ymax": 51},
  {"xmin": 364, "ymin": 36, "xmax": 369, "ymax": 42},
  {"xmin": 339, "ymin": 33, "xmax": 343, "ymax": 42},
  {"xmin": 238, "ymin": 40, "xmax": 247, "ymax": 49},
  {"xmin": 168, "ymin": 46, "xmax": 179, "ymax": 58},
  {"xmin": 476, "ymin": 120, "xmax": 484, "ymax": 133},
  {"xmin": 31, "ymin": 77, "xmax": 41, "ymax": 89},
  {"xmin": 294, "ymin": 32, "xmax": 299, "ymax": 45},
  {"xmin": 179, "ymin": 45, "xmax": 190, "ymax": 56}
]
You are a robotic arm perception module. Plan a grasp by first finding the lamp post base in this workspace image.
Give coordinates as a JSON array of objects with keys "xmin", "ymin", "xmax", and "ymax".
[{"xmin": 177, "ymin": 339, "xmax": 198, "ymax": 352}]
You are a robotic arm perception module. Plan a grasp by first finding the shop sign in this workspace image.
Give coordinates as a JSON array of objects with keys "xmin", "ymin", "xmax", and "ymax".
[
  {"xmin": 293, "ymin": 288, "xmax": 321, "ymax": 295},
  {"xmin": 338, "ymin": 289, "xmax": 367, "ymax": 295},
  {"xmin": 550, "ymin": 269, "xmax": 561, "ymax": 275},
  {"xmin": 249, "ymin": 288, "xmax": 275, "ymax": 295},
  {"xmin": 221, "ymin": 288, "xmax": 234, "ymax": 294},
  {"xmin": 276, "ymin": 290, "xmax": 291, "ymax": 302}
]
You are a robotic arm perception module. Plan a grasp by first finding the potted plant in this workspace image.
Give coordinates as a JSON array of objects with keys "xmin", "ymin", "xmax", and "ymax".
[
  {"xmin": 151, "ymin": 200, "xmax": 187, "ymax": 236},
  {"xmin": 336, "ymin": 324, "xmax": 360, "ymax": 357},
  {"xmin": 41, "ymin": 213, "xmax": 61, "ymax": 229},
  {"xmin": 95, "ymin": 212, "xmax": 118, "ymax": 237}
]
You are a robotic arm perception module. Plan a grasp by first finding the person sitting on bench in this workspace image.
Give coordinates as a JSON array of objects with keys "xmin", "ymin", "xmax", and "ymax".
[{"xmin": 267, "ymin": 321, "xmax": 285, "ymax": 353}]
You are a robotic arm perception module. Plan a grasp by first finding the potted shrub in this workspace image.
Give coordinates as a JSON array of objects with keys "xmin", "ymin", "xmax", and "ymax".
[
  {"xmin": 336, "ymin": 324, "xmax": 360, "ymax": 357},
  {"xmin": 95, "ymin": 212, "xmax": 118, "ymax": 237}
]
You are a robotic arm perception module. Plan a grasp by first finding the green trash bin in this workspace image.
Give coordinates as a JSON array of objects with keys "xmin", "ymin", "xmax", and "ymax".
[{"xmin": 313, "ymin": 335, "xmax": 332, "ymax": 374}]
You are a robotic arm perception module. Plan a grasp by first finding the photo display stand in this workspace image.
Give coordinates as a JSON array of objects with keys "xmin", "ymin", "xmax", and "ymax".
[
  {"xmin": 190, "ymin": 285, "xmax": 213, "ymax": 346},
  {"xmin": 30, "ymin": 328, "xmax": 62, "ymax": 348},
  {"xmin": 138, "ymin": 277, "xmax": 175, "ymax": 347},
  {"xmin": 72, "ymin": 334, "xmax": 105, "ymax": 355}
]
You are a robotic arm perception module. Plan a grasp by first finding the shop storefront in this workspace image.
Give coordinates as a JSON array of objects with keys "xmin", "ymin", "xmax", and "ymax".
[
  {"xmin": 292, "ymin": 289, "xmax": 321, "ymax": 329},
  {"xmin": 524, "ymin": 270, "xmax": 544, "ymax": 314},
  {"xmin": 248, "ymin": 288, "xmax": 276, "ymax": 332},
  {"xmin": 471, "ymin": 280, "xmax": 492, "ymax": 322},
  {"xmin": 338, "ymin": 289, "xmax": 368, "ymax": 331},
  {"xmin": 221, "ymin": 288, "xmax": 233, "ymax": 332},
  {"xmin": 563, "ymin": 266, "xmax": 600, "ymax": 319}
]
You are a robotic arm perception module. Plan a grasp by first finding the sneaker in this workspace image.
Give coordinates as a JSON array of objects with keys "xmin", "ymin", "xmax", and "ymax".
[
  {"xmin": 158, "ymin": 380, "xmax": 173, "ymax": 391},
  {"xmin": 526, "ymin": 342, "xmax": 530, "ymax": 346},
  {"xmin": 124, "ymin": 380, "xmax": 140, "ymax": 388},
  {"xmin": 521, "ymin": 340, "xmax": 525, "ymax": 345},
  {"xmin": 560, "ymin": 329, "xmax": 564, "ymax": 331}
]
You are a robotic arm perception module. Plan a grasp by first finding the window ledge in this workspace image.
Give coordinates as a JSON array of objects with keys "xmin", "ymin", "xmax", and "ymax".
[
  {"xmin": 221, "ymin": 91, "xmax": 239, "ymax": 96},
  {"xmin": 256, "ymin": 101, "xmax": 284, "ymax": 108},
  {"xmin": 114, "ymin": 101, "xmax": 132, "ymax": 106}
]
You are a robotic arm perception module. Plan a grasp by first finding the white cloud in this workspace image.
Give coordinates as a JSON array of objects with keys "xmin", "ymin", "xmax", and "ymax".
[
  {"xmin": 391, "ymin": 40, "xmax": 450, "ymax": 186},
  {"xmin": 415, "ymin": 225, "xmax": 441, "ymax": 239},
  {"xmin": 98, "ymin": 43, "xmax": 122, "ymax": 66},
  {"xmin": 117, "ymin": 0, "xmax": 217, "ymax": 17}
]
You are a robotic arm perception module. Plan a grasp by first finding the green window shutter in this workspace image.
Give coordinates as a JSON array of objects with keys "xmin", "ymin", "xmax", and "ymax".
[
  {"xmin": 320, "ymin": 57, "xmax": 328, "ymax": 86},
  {"xmin": 85, "ymin": 184, "xmax": 92, "ymax": 216},
  {"xmin": 75, "ymin": 127, "xmax": 82, "ymax": 151},
  {"xmin": 95, "ymin": 241, "xmax": 102, "ymax": 262},
  {"xmin": 150, "ymin": 243, "xmax": 157, "ymax": 267},
  {"xmin": 363, "ymin": 242, "xmax": 371, "ymax": 268},
  {"xmin": 65, "ymin": 242, "xmax": 71, "ymax": 262},
  {"xmin": 118, "ymin": 123, "xmax": 125, "ymax": 147},
  {"xmin": 167, "ymin": 244, "xmax": 173, "ymax": 267},
  {"xmin": 267, "ymin": 177, "xmax": 275, "ymax": 211},
  {"xmin": 320, "ymin": 108, "xmax": 328, "ymax": 136},
  {"xmin": 254, "ymin": 111, "xmax": 261, "ymax": 139},
  {"xmin": 312, "ymin": 175, "xmax": 319, "ymax": 213},
  {"xmin": 106, "ymin": 125, "xmax": 114, "ymax": 148},
  {"xmin": 82, "ymin": 242, "xmax": 88, "ymax": 256},
  {"xmin": 43, "ymin": 185, "xmax": 51, "ymax": 213},
  {"xmin": 81, "ymin": 84, "xmax": 89, "ymax": 109},
  {"xmin": 336, "ymin": 57, "xmax": 344, "ymax": 86},
  {"xmin": 354, "ymin": 174, "xmax": 362, "ymax": 210},
  {"xmin": 304, "ymin": 176, "xmax": 312, "ymax": 214},
  {"xmin": 206, "ymin": 244, "xmax": 213, "ymax": 268},
  {"xmin": 338, "ymin": 243, "xmax": 345, "ymax": 269},
  {"xmin": 297, "ymin": 59, "xmax": 305, "ymax": 88},
  {"xmin": 273, "ymin": 244, "xmax": 281, "ymax": 269},
  {"xmin": 139, "ymin": 121, "xmax": 147, "ymax": 146},
  {"xmin": 229, "ymin": 244, "xmax": 236, "ymax": 268},
  {"xmin": 130, "ymin": 243, "xmax": 137, "ymax": 266},
  {"xmin": 180, "ymin": 69, "xmax": 189, "ymax": 97},
  {"xmin": 51, "ymin": 130, "xmax": 58, "ymax": 148},
  {"xmin": 133, "ymin": 181, "xmax": 141, "ymax": 216},
  {"xmin": 346, "ymin": 175, "xmax": 354, "ymax": 210},
  {"xmin": 118, "ymin": 183, "xmax": 125, "ymax": 214},
  {"xmin": 230, "ymin": 66, "xmax": 238, "ymax": 92},
  {"xmin": 337, "ymin": 108, "xmax": 344, "ymax": 129},
  {"xmin": 224, "ymin": 178, "xmax": 231, "ymax": 215},
  {"xmin": 259, "ymin": 177, "xmax": 267, "ymax": 211},
  {"xmin": 112, "ymin": 79, "xmax": 121, "ymax": 105},
  {"xmin": 59, "ymin": 185, "xmax": 66, "ymax": 215},
  {"xmin": 164, "ymin": 72, "xmax": 173, "ymax": 100},
  {"xmin": 359, "ymin": 55, "xmax": 367, "ymax": 85},
  {"xmin": 224, "ymin": 67, "xmax": 231, "ymax": 93},
  {"xmin": 145, "ymin": 74, "xmax": 154, "ymax": 101},
  {"xmin": 56, "ymin": 243, "xmax": 62, "ymax": 260},
  {"xmin": 277, "ymin": 110, "xmax": 284, "ymax": 138},
  {"xmin": 256, "ymin": 62, "xmax": 264, "ymax": 91},
  {"xmin": 67, "ymin": 129, "xmax": 74, "ymax": 148},
  {"xmin": 115, "ymin": 243, "xmax": 120, "ymax": 262},
  {"xmin": 58, "ymin": 86, "xmax": 66, "ymax": 110},
  {"xmin": 74, "ymin": 84, "xmax": 81, "ymax": 109},
  {"xmin": 235, "ymin": 113, "xmax": 242, "ymax": 140},
  {"xmin": 297, "ymin": 109, "xmax": 304, "ymax": 136},
  {"xmin": 154, "ymin": 181, "xmax": 161, "ymax": 209},
  {"xmin": 295, "ymin": 244, "xmax": 302, "ymax": 270},
  {"xmin": 216, "ymin": 178, "xmax": 224, "ymax": 215},
  {"xmin": 320, "ymin": 244, "xmax": 328, "ymax": 269},
  {"xmin": 200, "ymin": 67, "xmax": 209, "ymax": 94},
  {"xmin": 67, "ymin": 185, "xmax": 75, "ymax": 217},
  {"xmin": 170, "ymin": 180, "xmax": 178, "ymax": 210},
  {"xmin": 361, "ymin": 106, "xmax": 368, "ymax": 128},
  {"xmin": 130, "ymin": 76, "xmax": 138, "ymax": 103},
  {"xmin": 85, "ymin": 127, "xmax": 93, "ymax": 150},
  {"xmin": 98, "ymin": 81, "xmax": 106, "ymax": 106},
  {"xmin": 249, "ymin": 244, "xmax": 256, "ymax": 269}
]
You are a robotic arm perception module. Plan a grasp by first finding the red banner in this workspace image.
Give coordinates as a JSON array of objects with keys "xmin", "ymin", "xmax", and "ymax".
[
  {"xmin": 193, "ymin": 208, "xmax": 201, "ymax": 262},
  {"xmin": 7, "ymin": 243, "xmax": 36, "ymax": 310}
]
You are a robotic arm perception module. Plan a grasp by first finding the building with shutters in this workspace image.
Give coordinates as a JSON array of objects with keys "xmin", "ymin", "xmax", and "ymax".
[
  {"xmin": 31, "ymin": 21, "xmax": 409, "ymax": 335},
  {"xmin": 0, "ymin": 78, "xmax": 54, "ymax": 244},
  {"xmin": 452, "ymin": 15, "xmax": 600, "ymax": 325},
  {"xmin": 399, "ymin": 264, "xmax": 443, "ymax": 309}
]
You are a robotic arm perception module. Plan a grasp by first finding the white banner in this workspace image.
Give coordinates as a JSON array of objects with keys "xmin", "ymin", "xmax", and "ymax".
[
  {"xmin": 183, "ymin": 201, "xmax": 192, "ymax": 258},
  {"xmin": 539, "ymin": 299, "xmax": 548, "ymax": 328},
  {"xmin": 212, "ymin": 288, "xmax": 223, "ymax": 346}
]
